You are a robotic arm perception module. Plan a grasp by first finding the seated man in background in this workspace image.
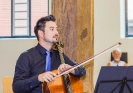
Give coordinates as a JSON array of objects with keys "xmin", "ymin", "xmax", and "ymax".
[{"xmin": 107, "ymin": 48, "xmax": 128, "ymax": 66}]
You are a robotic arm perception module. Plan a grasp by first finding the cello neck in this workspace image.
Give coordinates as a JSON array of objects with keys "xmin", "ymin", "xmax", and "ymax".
[
  {"xmin": 56, "ymin": 41, "xmax": 74, "ymax": 93},
  {"xmin": 56, "ymin": 41, "xmax": 65, "ymax": 64}
]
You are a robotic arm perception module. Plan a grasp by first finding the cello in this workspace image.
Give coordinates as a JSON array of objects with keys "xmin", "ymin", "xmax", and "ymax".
[
  {"xmin": 42, "ymin": 41, "xmax": 83, "ymax": 93},
  {"xmin": 42, "ymin": 42, "xmax": 121, "ymax": 93}
]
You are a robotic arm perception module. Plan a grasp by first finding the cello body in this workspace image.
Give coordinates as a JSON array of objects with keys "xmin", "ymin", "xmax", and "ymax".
[{"xmin": 42, "ymin": 70, "xmax": 83, "ymax": 93}]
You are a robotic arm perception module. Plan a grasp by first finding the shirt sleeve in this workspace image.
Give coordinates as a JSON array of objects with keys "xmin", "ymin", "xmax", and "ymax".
[
  {"xmin": 63, "ymin": 54, "xmax": 86, "ymax": 77},
  {"xmin": 12, "ymin": 52, "xmax": 41, "ymax": 93}
]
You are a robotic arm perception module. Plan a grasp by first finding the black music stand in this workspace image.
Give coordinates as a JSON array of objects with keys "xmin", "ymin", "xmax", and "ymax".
[{"xmin": 94, "ymin": 66, "xmax": 133, "ymax": 93}]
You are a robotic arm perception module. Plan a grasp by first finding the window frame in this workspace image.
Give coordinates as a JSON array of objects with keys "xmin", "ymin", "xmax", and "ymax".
[
  {"xmin": 125, "ymin": 0, "xmax": 133, "ymax": 37},
  {"xmin": 0, "ymin": 0, "xmax": 49, "ymax": 38}
]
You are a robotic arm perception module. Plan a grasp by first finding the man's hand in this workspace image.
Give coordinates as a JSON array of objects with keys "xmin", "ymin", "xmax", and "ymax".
[
  {"xmin": 38, "ymin": 72, "xmax": 57, "ymax": 83},
  {"xmin": 57, "ymin": 63, "xmax": 75, "ymax": 74}
]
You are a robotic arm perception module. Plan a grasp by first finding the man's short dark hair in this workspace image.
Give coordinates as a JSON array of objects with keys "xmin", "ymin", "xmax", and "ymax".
[{"xmin": 34, "ymin": 15, "xmax": 56, "ymax": 40}]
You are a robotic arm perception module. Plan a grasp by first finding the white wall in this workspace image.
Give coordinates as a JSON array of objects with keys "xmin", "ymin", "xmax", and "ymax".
[
  {"xmin": 94, "ymin": 0, "xmax": 133, "ymax": 88},
  {"xmin": 0, "ymin": 39, "xmax": 37, "ymax": 93}
]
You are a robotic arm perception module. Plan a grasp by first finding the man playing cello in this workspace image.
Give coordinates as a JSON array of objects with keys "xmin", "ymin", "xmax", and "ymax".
[{"xmin": 12, "ymin": 15, "xmax": 86, "ymax": 93}]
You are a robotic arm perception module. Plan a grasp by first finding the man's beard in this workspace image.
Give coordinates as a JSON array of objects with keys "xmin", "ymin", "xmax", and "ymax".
[
  {"xmin": 44, "ymin": 37, "xmax": 58, "ymax": 45},
  {"xmin": 114, "ymin": 58, "xmax": 120, "ymax": 62},
  {"xmin": 52, "ymin": 40, "xmax": 58, "ymax": 44}
]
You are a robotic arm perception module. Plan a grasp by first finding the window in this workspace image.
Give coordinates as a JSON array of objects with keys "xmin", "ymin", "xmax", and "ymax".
[
  {"xmin": 125, "ymin": 0, "xmax": 133, "ymax": 37},
  {"xmin": 0, "ymin": 0, "xmax": 49, "ymax": 38}
]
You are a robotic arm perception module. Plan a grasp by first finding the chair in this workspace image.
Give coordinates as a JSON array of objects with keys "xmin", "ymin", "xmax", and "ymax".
[
  {"xmin": 111, "ymin": 52, "xmax": 130, "ymax": 66},
  {"xmin": 2, "ymin": 76, "xmax": 14, "ymax": 93}
]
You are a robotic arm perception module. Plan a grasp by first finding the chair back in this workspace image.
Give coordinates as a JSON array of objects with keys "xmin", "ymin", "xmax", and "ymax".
[{"xmin": 2, "ymin": 76, "xmax": 14, "ymax": 93}]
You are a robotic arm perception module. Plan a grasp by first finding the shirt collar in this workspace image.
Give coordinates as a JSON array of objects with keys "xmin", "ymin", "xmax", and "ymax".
[{"xmin": 36, "ymin": 43, "xmax": 54, "ymax": 55}]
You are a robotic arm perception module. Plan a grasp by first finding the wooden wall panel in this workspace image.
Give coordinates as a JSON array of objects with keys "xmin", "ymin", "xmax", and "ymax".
[
  {"xmin": 52, "ymin": 0, "xmax": 77, "ymax": 60},
  {"xmin": 76, "ymin": 0, "xmax": 94, "ymax": 93},
  {"xmin": 51, "ymin": 0, "xmax": 94, "ymax": 92}
]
